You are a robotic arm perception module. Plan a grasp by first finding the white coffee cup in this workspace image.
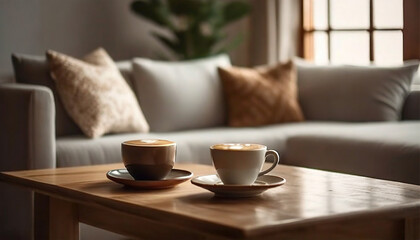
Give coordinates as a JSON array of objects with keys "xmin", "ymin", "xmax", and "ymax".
[{"xmin": 210, "ymin": 143, "xmax": 280, "ymax": 185}]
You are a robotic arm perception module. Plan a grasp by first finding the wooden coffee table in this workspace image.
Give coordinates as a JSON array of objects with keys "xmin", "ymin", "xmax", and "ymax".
[{"xmin": 0, "ymin": 163, "xmax": 419, "ymax": 240}]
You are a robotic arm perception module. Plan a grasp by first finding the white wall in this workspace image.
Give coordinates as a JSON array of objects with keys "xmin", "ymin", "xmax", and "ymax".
[{"xmin": 0, "ymin": 0, "xmax": 250, "ymax": 79}]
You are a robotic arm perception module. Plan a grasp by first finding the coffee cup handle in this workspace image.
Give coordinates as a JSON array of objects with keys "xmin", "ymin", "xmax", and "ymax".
[{"xmin": 258, "ymin": 150, "xmax": 280, "ymax": 177}]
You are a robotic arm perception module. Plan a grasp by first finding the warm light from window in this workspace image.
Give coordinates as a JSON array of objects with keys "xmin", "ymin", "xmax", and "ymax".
[
  {"xmin": 330, "ymin": 0, "xmax": 370, "ymax": 29},
  {"xmin": 374, "ymin": 31, "xmax": 403, "ymax": 65},
  {"xmin": 304, "ymin": 0, "xmax": 405, "ymax": 66},
  {"xmin": 373, "ymin": 0, "xmax": 403, "ymax": 29},
  {"xmin": 331, "ymin": 32, "xmax": 370, "ymax": 65}
]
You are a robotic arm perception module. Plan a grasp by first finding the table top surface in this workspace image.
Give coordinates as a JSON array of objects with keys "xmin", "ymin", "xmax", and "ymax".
[{"xmin": 1, "ymin": 163, "xmax": 419, "ymax": 238}]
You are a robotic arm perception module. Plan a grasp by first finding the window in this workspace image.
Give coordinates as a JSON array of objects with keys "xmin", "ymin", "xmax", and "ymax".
[{"xmin": 302, "ymin": 0, "xmax": 419, "ymax": 65}]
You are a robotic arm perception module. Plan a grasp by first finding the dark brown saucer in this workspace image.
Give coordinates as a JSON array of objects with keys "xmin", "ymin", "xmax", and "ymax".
[{"xmin": 107, "ymin": 169, "xmax": 193, "ymax": 189}]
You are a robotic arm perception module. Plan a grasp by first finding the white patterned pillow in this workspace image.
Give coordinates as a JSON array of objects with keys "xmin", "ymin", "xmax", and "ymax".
[{"xmin": 47, "ymin": 48, "xmax": 149, "ymax": 138}]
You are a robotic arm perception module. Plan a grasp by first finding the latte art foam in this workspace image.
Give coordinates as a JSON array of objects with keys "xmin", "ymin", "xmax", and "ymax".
[
  {"xmin": 123, "ymin": 139, "xmax": 175, "ymax": 146},
  {"xmin": 211, "ymin": 143, "xmax": 265, "ymax": 151}
]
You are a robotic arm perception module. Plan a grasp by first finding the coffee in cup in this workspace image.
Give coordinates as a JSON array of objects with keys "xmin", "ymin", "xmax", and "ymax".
[
  {"xmin": 121, "ymin": 139, "xmax": 176, "ymax": 180},
  {"xmin": 210, "ymin": 143, "xmax": 279, "ymax": 185}
]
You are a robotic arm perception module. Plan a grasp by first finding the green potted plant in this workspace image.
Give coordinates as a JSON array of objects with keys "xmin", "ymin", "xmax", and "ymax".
[{"xmin": 131, "ymin": 0, "xmax": 250, "ymax": 60}]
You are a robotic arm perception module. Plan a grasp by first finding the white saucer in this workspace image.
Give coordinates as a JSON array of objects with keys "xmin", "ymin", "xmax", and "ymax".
[
  {"xmin": 107, "ymin": 169, "xmax": 193, "ymax": 189},
  {"xmin": 191, "ymin": 174, "xmax": 286, "ymax": 198}
]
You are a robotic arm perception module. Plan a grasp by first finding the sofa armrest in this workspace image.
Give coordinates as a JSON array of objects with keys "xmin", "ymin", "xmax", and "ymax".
[
  {"xmin": 402, "ymin": 90, "xmax": 420, "ymax": 120},
  {"xmin": 0, "ymin": 83, "xmax": 56, "ymax": 239},
  {"xmin": 0, "ymin": 83, "xmax": 56, "ymax": 170}
]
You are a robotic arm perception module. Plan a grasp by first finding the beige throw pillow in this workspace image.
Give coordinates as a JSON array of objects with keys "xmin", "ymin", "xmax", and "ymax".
[
  {"xmin": 218, "ymin": 61, "xmax": 304, "ymax": 127},
  {"xmin": 47, "ymin": 48, "xmax": 149, "ymax": 138}
]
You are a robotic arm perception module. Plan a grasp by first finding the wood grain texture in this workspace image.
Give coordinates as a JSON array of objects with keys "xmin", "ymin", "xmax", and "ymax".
[
  {"xmin": 1, "ymin": 163, "xmax": 419, "ymax": 239},
  {"xmin": 405, "ymin": 215, "xmax": 420, "ymax": 240},
  {"xmin": 49, "ymin": 197, "xmax": 79, "ymax": 240}
]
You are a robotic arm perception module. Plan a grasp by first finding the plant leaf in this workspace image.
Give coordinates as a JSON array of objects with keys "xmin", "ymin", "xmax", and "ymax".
[
  {"xmin": 131, "ymin": 0, "xmax": 170, "ymax": 27},
  {"xmin": 168, "ymin": 0, "xmax": 201, "ymax": 16},
  {"xmin": 151, "ymin": 32, "xmax": 183, "ymax": 55},
  {"xmin": 214, "ymin": 32, "xmax": 245, "ymax": 55},
  {"xmin": 222, "ymin": 1, "xmax": 250, "ymax": 25}
]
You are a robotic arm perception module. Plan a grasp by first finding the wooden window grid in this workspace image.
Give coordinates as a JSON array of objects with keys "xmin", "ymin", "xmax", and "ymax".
[{"xmin": 301, "ymin": 0, "xmax": 419, "ymax": 62}]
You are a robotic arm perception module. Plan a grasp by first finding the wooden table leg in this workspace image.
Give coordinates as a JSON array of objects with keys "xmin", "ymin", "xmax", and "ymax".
[
  {"xmin": 405, "ymin": 215, "xmax": 420, "ymax": 240},
  {"xmin": 34, "ymin": 193, "xmax": 79, "ymax": 240},
  {"xmin": 34, "ymin": 193, "xmax": 50, "ymax": 240},
  {"xmin": 49, "ymin": 197, "xmax": 79, "ymax": 240}
]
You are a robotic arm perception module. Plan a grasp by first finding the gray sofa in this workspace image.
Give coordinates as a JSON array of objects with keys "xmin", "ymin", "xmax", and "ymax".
[{"xmin": 0, "ymin": 57, "xmax": 419, "ymax": 239}]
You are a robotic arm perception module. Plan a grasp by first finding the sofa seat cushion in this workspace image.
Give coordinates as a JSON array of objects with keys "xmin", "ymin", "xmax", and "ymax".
[
  {"xmin": 283, "ymin": 122, "xmax": 420, "ymax": 184},
  {"xmin": 56, "ymin": 122, "xmax": 419, "ymax": 185},
  {"xmin": 56, "ymin": 124, "xmax": 296, "ymax": 167},
  {"xmin": 55, "ymin": 122, "xmax": 399, "ymax": 168}
]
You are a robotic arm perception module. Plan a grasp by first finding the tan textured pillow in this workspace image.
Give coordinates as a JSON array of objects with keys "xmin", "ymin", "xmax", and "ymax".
[
  {"xmin": 218, "ymin": 61, "xmax": 304, "ymax": 127},
  {"xmin": 47, "ymin": 48, "xmax": 149, "ymax": 138}
]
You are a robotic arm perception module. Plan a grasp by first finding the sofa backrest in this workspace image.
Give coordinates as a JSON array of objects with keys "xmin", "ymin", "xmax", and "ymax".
[
  {"xmin": 10, "ymin": 55, "xmax": 420, "ymax": 137},
  {"xmin": 402, "ymin": 90, "xmax": 420, "ymax": 120},
  {"xmin": 12, "ymin": 54, "xmax": 82, "ymax": 136},
  {"xmin": 11, "ymin": 54, "xmax": 136, "ymax": 137},
  {"xmin": 116, "ymin": 60, "xmax": 135, "ymax": 89},
  {"xmin": 296, "ymin": 61, "xmax": 419, "ymax": 122}
]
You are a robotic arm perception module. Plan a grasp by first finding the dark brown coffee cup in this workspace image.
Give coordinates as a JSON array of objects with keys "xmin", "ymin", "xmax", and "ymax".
[{"xmin": 121, "ymin": 139, "xmax": 176, "ymax": 180}]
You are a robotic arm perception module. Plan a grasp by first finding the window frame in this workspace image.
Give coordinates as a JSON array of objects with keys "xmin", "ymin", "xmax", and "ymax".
[{"xmin": 301, "ymin": 0, "xmax": 420, "ymax": 63}]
